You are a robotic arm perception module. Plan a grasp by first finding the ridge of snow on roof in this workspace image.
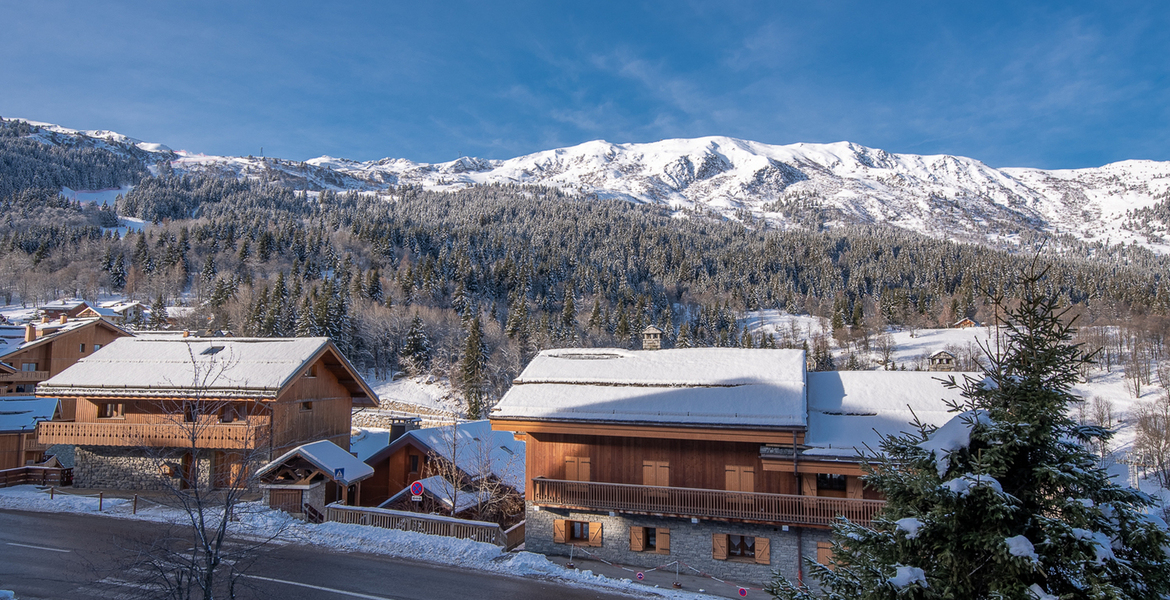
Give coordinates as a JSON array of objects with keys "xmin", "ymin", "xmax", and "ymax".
[
  {"xmin": 0, "ymin": 397, "xmax": 59, "ymax": 432},
  {"xmin": 804, "ymin": 371, "xmax": 974, "ymax": 458},
  {"xmin": 494, "ymin": 348, "xmax": 807, "ymax": 427},
  {"xmin": 258, "ymin": 440, "xmax": 373, "ymax": 486},
  {"xmin": 36, "ymin": 336, "xmax": 332, "ymax": 398},
  {"xmin": 398, "ymin": 420, "xmax": 525, "ymax": 492}
]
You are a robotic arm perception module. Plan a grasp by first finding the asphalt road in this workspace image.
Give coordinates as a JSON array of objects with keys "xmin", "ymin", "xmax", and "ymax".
[{"xmin": 0, "ymin": 509, "xmax": 637, "ymax": 600}]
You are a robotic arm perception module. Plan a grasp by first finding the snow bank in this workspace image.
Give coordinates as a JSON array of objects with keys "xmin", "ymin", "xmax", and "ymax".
[{"xmin": 1005, "ymin": 535, "xmax": 1038, "ymax": 562}]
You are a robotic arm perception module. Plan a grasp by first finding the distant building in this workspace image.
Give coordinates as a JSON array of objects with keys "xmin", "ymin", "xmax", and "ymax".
[
  {"xmin": 952, "ymin": 318, "xmax": 979, "ymax": 329},
  {"xmin": 641, "ymin": 326, "xmax": 662, "ymax": 350},
  {"xmin": 0, "ymin": 317, "xmax": 132, "ymax": 401},
  {"xmin": 0, "ymin": 397, "xmax": 60, "ymax": 469},
  {"xmin": 257, "ymin": 440, "xmax": 375, "ymax": 519},
  {"xmin": 928, "ymin": 350, "xmax": 958, "ymax": 372},
  {"xmin": 38, "ymin": 299, "xmax": 92, "ymax": 321},
  {"xmin": 78, "ymin": 301, "xmax": 145, "ymax": 326}
]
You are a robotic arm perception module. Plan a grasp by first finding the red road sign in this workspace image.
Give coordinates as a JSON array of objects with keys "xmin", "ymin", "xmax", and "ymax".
[{"xmin": 410, "ymin": 480, "xmax": 424, "ymax": 496}]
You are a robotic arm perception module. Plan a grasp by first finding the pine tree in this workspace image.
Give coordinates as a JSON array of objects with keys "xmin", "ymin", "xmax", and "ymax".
[
  {"xmin": 401, "ymin": 314, "xmax": 432, "ymax": 376},
  {"xmin": 561, "ymin": 287, "xmax": 577, "ymax": 330},
  {"xmin": 459, "ymin": 316, "xmax": 490, "ymax": 418},
  {"xmin": 769, "ymin": 268, "xmax": 1170, "ymax": 600},
  {"xmin": 148, "ymin": 295, "xmax": 169, "ymax": 330}
]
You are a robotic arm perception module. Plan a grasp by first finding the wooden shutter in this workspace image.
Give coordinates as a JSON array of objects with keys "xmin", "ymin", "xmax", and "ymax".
[
  {"xmin": 643, "ymin": 461, "xmax": 656, "ymax": 485},
  {"xmin": 741, "ymin": 467, "xmax": 755, "ymax": 492},
  {"xmin": 553, "ymin": 519, "xmax": 566, "ymax": 544},
  {"xmin": 656, "ymin": 528, "xmax": 670, "ymax": 554},
  {"xmin": 630, "ymin": 526, "xmax": 646, "ymax": 551},
  {"xmin": 657, "ymin": 462, "xmax": 670, "ymax": 487},
  {"xmin": 712, "ymin": 533, "xmax": 728, "ymax": 560},
  {"xmin": 565, "ymin": 457, "xmax": 578, "ymax": 481},
  {"xmin": 580, "ymin": 457, "xmax": 591, "ymax": 482},
  {"xmin": 817, "ymin": 541, "xmax": 835, "ymax": 569},
  {"xmin": 588, "ymin": 522, "xmax": 603, "ymax": 547},
  {"xmin": 801, "ymin": 473, "xmax": 817, "ymax": 496},
  {"xmin": 725, "ymin": 465, "xmax": 740, "ymax": 491},
  {"xmin": 846, "ymin": 475, "xmax": 863, "ymax": 499},
  {"xmin": 754, "ymin": 537, "xmax": 771, "ymax": 565}
]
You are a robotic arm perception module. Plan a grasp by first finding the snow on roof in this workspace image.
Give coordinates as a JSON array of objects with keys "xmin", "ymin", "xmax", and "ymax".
[
  {"xmin": 387, "ymin": 420, "xmax": 525, "ymax": 491},
  {"xmin": 40, "ymin": 299, "xmax": 88, "ymax": 311},
  {"xmin": 36, "ymin": 336, "xmax": 335, "ymax": 399},
  {"xmin": 258, "ymin": 440, "xmax": 373, "ymax": 486},
  {"xmin": 380, "ymin": 475, "xmax": 492, "ymax": 513},
  {"xmin": 0, "ymin": 397, "xmax": 59, "ymax": 433},
  {"xmin": 804, "ymin": 371, "xmax": 974, "ymax": 458},
  {"xmin": 80, "ymin": 306, "xmax": 119, "ymax": 318},
  {"xmin": 0, "ymin": 317, "xmax": 118, "ymax": 361},
  {"xmin": 493, "ymin": 348, "xmax": 807, "ymax": 427}
]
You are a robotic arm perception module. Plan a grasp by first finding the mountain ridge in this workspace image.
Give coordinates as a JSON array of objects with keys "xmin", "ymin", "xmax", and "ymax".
[{"xmin": 11, "ymin": 118, "xmax": 1170, "ymax": 255}]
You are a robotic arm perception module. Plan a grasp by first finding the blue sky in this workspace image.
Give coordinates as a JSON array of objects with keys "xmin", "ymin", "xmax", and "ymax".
[{"xmin": 3, "ymin": 1, "xmax": 1168, "ymax": 168}]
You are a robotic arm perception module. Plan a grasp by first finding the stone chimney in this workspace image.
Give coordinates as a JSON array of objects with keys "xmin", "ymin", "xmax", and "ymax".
[
  {"xmin": 24, "ymin": 324, "xmax": 36, "ymax": 343},
  {"xmin": 641, "ymin": 325, "xmax": 663, "ymax": 350}
]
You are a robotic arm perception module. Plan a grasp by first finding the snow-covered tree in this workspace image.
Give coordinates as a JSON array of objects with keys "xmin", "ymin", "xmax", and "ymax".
[
  {"xmin": 770, "ymin": 268, "xmax": 1170, "ymax": 600},
  {"xmin": 401, "ymin": 313, "xmax": 432, "ymax": 376}
]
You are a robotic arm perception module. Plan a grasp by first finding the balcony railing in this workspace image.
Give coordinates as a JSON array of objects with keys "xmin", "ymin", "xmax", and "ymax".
[
  {"xmin": 532, "ymin": 478, "xmax": 885, "ymax": 527},
  {"xmin": 38, "ymin": 420, "xmax": 264, "ymax": 450},
  {"xmin": 0, "ymin": 370, "xmax": 49, "ymax": 382}
]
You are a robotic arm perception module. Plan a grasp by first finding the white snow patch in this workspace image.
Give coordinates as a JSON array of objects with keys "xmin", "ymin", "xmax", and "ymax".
[
  {"xmin": 918, "ymin": 410, "xmax": 990, "ymax": 477},
  {"xmin": 1028, "ymin": 583, "xmax": 1058, "ymax": 600},
  {"xmin": 1005, "ymin": 535, "xmax": 1038, "ymax": 562},
  {"xmin": 1072, "ymin": 528, "xmax": 1116, "ymax": 565},
  {"xmin": 887, "ymin": 565, "xmax": 928, "ymax": 588},
  {"xmin": 942, "ymin": 473, "xmax": 1004, "ymax": 497},
  {"xmin": 894, "ymin": 517, "xmax": 924, "ymax": 539}
]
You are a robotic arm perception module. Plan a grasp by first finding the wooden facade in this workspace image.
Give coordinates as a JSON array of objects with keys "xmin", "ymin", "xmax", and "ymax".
[
  {"xmin": 361, "ymin": 439, "xmax": 431, "ymax": 507},
  {"xmin": 0, "ymin": 318, "xmax": 130, "ymax": 404},
  {"xmin": 0, "ymin": 430, "xmax": 47, "ymax": 470}
]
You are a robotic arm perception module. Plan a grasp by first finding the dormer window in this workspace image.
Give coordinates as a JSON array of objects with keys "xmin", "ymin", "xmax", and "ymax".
[{"xmin": 201, "ymin": 346, "xmax": 225, "ymax": 356}]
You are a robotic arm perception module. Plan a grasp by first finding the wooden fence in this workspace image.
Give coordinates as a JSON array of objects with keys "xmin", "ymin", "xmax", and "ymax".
[
  {"xmin": 532, "ymin": 478, "xmax": 886, "ymax": 527},
  {"xmin": 325, "ymin": 503, "xmax": 521, "ymax": 548},
  {"xmin": 0, "ymin": 466, "xmax": 73, "ymax": 488}
]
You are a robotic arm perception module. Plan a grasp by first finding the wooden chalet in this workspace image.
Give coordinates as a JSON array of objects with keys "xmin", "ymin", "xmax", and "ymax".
[
  {"xmin": 952, "ymin": 317, "xmax": 979, "ymax": 329},
  {"xmin": 0, "ymin": 317, "xmax": 131, "ymax": 402},
  {"xmin": 362, "ymin": 420, "xmax": 525, "ymax": 522},
  {"xmin": 928, "ymin": 349, "xmax": 958, "ymax": 371},
  {"xmin": 257, "ymin": 439, "xmax": 374, "ymax": 520},
  {"xmin": 34, "ymin": 336, "xmax": 378, "ymax": 490},
  {"xmin": 490, "ymin": 342, "xmax": 969, "ymax": 587},
  {"xmin": 39, "ymin": 299, "xmax": 92, "ymax": 320},
  {"xmin": 0, "ymin": 397, "xmax": 59, "ymax": 469}
]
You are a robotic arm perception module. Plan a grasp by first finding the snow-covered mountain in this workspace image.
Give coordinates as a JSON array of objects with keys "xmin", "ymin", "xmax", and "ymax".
[{"xmin": 15, "ymin": 119, "xmax": 1170, "ymax": 254}]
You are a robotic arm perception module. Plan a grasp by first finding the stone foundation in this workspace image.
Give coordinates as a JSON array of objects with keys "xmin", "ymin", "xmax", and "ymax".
[
  {"xmin": 525, "ymin": 502, "xmax": 829, "ymax": 588},
  {"xmin": 74, "ymin": 446, "xmax": 209, "ymax": 490}
]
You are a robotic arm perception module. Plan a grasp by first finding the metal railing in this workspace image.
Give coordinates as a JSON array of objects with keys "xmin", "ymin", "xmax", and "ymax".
[
  {"xmin": 326, "ymin": 503, "xmax": 509, "ymax": 546},
  {"xmin": 38, "ymin": 420, "xmax": 264, "ymax": 449},
  {"xmin": 532, "ymin": 478, "xmax": 885, "ymax": 527}
]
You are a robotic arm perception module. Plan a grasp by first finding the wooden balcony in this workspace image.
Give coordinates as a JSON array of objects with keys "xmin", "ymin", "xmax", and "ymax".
[
  {"xmin": 37, "ymin": 420, "xmax": 265, "ymax": 450},
  {"xmin": 531, "ymin": 478, "xmax": 885, "ymax": 528},
  {"xmin": 0, "ymin": 370, "xmax": 49, "ymax": 382}
]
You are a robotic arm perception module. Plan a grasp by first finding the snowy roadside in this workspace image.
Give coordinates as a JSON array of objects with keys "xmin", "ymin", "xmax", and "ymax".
[{"xmin": 0, "ymin": 485, "xmax": 720, "ymax": 600}]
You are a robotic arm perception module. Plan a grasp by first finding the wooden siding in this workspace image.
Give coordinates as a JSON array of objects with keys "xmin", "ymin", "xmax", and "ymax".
[
  {"xmin": 270, "ymin": 355, "xmax": 353, "ymax": 452},
  {"xmin": 0, "ymin": 320, "xmax": 129, "ymax": 409},
  {"xmin": 0, "ymin": 432, "xmax": 42, "ymax": 470},
  {"xmin": 361, "ymin": 441, "xmax": 430, "ymax": 507},
  {"xmin": 494, "ymin": 418, "xmax": 802, "ymax": 445},
  {"xmin": 525, "ymin": 433, "xmax": 799, "ymax": 498}
]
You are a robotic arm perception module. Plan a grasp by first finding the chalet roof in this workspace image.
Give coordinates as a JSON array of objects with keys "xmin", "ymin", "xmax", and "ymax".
[
  {"xmin": 40, "ymin": 299, "xmax": 89, "ymax": 311},
  {"xmin": 35, "ymin": 336, "xmax": 378, "ymax": 404},
  {"xmin": 0, "ymin": 317, "xmax": 129, "ymax": 361},
  {"xmin": 492, "ymin": 348, "xmax": 807, "ymax": 428},
  {"xmin": 367, "ymin": 420, "xmax": 525, "ymax": 491},
  {"xmin": 803, "ymin": 371, "xmax": 974, "ymax": 459},
  {"xmin": 379, "ymin": 474, "xmax": 491, "ymax": 513},
  {"xmin": 257, "ymin": 439, "xmax": 374, "ymax": 486},
  {"xmin": 78, "ymin": 306, "xmax": 119, "ymax": 318},
  {"xmin": 0, "ymin": 397, "xmax": 60, "ymax": 433},
  {"xmin": 929, "ymin": 350, "xmax": 957, "ymax": 359}
]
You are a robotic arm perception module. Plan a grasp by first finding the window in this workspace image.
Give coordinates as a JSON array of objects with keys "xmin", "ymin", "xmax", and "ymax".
[
  {"xmin": 554, "ymin": 519, "xmax": 602, "ymax": 547},
  {"xmin": 630, "ymin": 527, "xmax": 670, "ymax": 554},
  {"xmin": 93, "ymin": 344, "xmax": 101, "ymax": 352},
  {"xmin": 713, "ymin": 534, "xmax": 770, "ymax": 565},
  {"xmin": 15, "ymin": 385, "xmax": 30, "ymax": 393},
  {"xmin": 409, "ymin": 454, "xmax": 420, "ymax": 474},
  {"xmin": 79, "ymin": 343, "xmax": 86, "ymax": 353},
  {"xmin": 817, "ymin": 473, "xmax": 847, "ymax": 492},
  {"xmin": 817, "ymin": 541, "xmax": 836, "ymax": 570},
  {"xmin": 98, "ymin": 403, "xmax": 124, "ymax": 419},
  {"xmin": 21, "ymin": 363, "xmax": 37, "ymax": 372},
  {"xmin": 300, "ymin": 401, "xmax": 313, "ymax": 412},
  {"xmin": 303, "ymin": 365, "xmax": 317, "ymax": 378},
  {"xmin": 220, "ymin": 404, "xmax": 244, "ymax": 423}
]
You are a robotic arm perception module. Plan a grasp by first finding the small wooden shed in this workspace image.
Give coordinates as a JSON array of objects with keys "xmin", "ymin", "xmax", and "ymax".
[{"xmin": 257, "ymin": 440, "xmax": 374, "ymax": 519}]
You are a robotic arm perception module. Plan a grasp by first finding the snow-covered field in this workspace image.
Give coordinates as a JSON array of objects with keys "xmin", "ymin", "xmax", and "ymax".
[{"xmin": 0, "ymin": 485, "xmax": 719, "ymax": 599}]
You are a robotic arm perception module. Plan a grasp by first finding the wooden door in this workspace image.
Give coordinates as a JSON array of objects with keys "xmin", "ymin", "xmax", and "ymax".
[
  {"xmin": 269, "ymin": 489, "xmax": 302, "ymax": 512},
  {"xmin": 180, "ymin": 452, "xmax": 194, "ymax": 490},
  {"xmin": 213, "ymin": 452, "xmax": 245, "ymax": 489}
]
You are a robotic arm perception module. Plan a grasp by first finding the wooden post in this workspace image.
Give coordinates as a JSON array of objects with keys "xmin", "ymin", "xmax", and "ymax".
[
  {"xmin": 99, "ymin": 492, "xmax": 103, "ymax": 512},
  {"xmin": 50, "ymin": 486, "xmax": 55, "ymax": 500},
  {"xmin": 133, "ymin": 494, "xmax": 138, "ymax": 514}
]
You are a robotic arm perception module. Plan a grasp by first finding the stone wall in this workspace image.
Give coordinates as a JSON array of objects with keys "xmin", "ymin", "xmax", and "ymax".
[
  {"xmin": 74, "ymin": 446, "xmax": 210, "ymax": 490},
  {"xmin": 525, "ymin": 502, "xmax": 830, "ymax": 588}
]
